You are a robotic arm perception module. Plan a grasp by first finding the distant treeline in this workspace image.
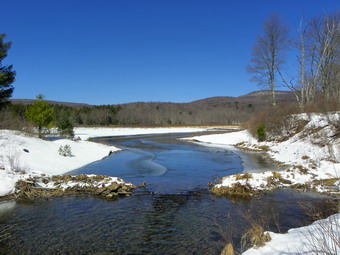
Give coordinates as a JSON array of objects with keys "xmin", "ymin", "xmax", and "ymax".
[
  {"xmin": 1, "ymin": 91, "xmax": 296, "ymax": 129},
  {"xmin": 7, "ymin": 104, "xmax": 121, "ymax": 126}
]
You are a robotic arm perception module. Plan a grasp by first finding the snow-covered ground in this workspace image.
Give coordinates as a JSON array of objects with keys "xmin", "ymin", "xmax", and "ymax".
[
  {"xmin": 0, "ymin": 130, "xmax": 120, "ymax": 175},
  {"xmin": 243, "ymin": 213, "xmax": 339, "ymax": 255},
  {"xmin": 74, "ymin": 126, "xmax": 211, "ymax": 140},
  {"xmin": 189, "ymin": 113, "xmax": 340, "ymax": 194},
  {"xmin": 0, "ymin": 130, "xmax": 120, "ymax": 196}
]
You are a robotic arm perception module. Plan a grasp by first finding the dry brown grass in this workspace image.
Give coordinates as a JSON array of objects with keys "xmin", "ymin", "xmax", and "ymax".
[
  {"xmin": 239, "ymin": 206, "xmax": 280, "ymax": 253},
  {"xmin": 235, "ymin": 173, "xmax": 253, "ymax": 181},
  {"xmin": 272, "ymin": 171, "xmax": 282, "ymax": 179},
  {"xmin": 295, "ymin": 165, "xmax": 309, "ymax": 175},
  {"xmin": 241, "ymin": 225, "xmax": 271, "ymax": 249},
  {"xmin": 211, "ymin": 183, "xmax": 256, "ymax": 197},
  {"xmin": 220, "ymin": 243, "xmax": 235, "ymax": 255}
]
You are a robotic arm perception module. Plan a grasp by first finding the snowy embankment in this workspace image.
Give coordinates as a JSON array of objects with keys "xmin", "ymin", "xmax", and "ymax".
[
  {"xmin": 74, "ymin": 126, "xmax": 211, "ymax": 140},
  {"xmin": 188, "ymin": 112, "xmax": 340, "ymax": 254},
  {"xmin": 243, "ymin": 213, "xmax": 340, "ymax": 255},
  {"xmin": 0, "ymin": 127, "xmax": 210, "ymax": 197},
  {"xmin": 0, "ymin": 130, "xmax": 120, "ymax": 197},
  {"xmin": 189, "ymin": 113, "xmax": 340, "ymax": 195}
]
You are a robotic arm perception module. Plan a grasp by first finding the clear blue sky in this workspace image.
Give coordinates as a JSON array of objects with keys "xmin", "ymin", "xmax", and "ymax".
[{"xmin": 1, "ymin": 0, "xmax": 339, "ymax": 105}]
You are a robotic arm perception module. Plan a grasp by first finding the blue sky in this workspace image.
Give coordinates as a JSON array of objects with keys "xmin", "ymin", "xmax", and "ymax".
[{"xmin": 1, "ymin": 0, "xmax": 339, "ymax": 105}]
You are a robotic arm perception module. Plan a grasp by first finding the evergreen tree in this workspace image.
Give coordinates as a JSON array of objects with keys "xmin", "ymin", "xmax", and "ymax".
[
  {"xmin": 26, "ymin": 94, "xmax": 54, "ymax": 138},
  {"xmin": 57, "ymin": 112, "xmax": 74, "ymax": 138},
  {"xmin": 0, "ymin": 34, "xmax": 15, "ymax": 108}
]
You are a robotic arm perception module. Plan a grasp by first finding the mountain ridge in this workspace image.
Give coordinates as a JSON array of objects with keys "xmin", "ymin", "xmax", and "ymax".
[{"xmin": 11, "ymin": 90, "xmax": 294, "ymax": 107}]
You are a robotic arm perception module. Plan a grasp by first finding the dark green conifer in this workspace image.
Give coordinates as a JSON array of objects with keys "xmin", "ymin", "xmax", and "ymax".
[{"xmin": 0, "ymin": 34, "xmax": 15, "ymax": 108}]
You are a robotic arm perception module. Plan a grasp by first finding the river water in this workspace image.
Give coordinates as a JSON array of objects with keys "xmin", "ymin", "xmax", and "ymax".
[{"xmin": 0, "ymin": 131, "xmax": 335, "ymax": 254}]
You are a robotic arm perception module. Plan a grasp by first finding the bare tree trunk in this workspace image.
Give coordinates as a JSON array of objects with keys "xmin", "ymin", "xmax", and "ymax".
[{"xmin": 247, "ymin": 14, "xmax": 289, "ymax": 107}]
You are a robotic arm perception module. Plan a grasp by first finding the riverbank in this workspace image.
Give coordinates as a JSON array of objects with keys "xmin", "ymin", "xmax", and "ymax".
[
  {"xmin": 188, "ymin": 113, "xmax": 340, "ymax": 195},
  {"xmin": 0, "ymin": 127, "xmax": 214, "ymax": 197},
  {"xmin": 0, "ymin": 129, "xmax": 121, "ymax": 197},
  {"xmin": 74, "ymin": 126, "xmax": 229, "ymax": 140},
  {"xmin": 186, "ymin": 112, "xmax": 340, "ymax": 254}
]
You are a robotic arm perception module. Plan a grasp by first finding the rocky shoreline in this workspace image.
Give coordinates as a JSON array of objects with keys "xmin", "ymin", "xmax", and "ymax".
[
  {"xmin": 210, "ymin": 143, "xmax": 339, "ymax": 197},
  {"xmin": 4, "ymin": 174, "xmax": 138, "ymax": 200}
]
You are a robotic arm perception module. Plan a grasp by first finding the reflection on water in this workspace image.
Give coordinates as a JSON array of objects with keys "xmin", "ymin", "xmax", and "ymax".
[
  {"xmin": 0, "ymin": 131, "xmax": 336, "ymax": 254},
  {"xmin": 0, "ymin": 190, "xmax": 334, "ymax": 255}
]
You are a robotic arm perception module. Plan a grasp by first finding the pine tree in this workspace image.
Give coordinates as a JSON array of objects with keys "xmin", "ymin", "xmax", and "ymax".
[
  {"xmin": 26, "ymin": 94, "xmax": 55, "ymax": 138},
  {"xmin": 0, "ymin": 34, "xmax": 15, "ymax": 108}
]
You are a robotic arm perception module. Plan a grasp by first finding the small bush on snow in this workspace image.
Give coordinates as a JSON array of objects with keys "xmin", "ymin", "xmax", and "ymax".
[{"xmin": 58, "ymin": 145, "xmax": 72, "ymax": 157}]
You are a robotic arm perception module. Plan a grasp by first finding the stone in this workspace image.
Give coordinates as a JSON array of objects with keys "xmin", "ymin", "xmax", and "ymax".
[
  {"xmin": 101, "ymin": 189, "xmax": 111, "ymax": 196},
  {"xmin": 107, "ymin": 183, "xmax": 119, "ymax": 191},
  {"xmin": 139, "ymin": 182, "xmax": 147, "ymax": 188},
  {"xmin": 117, "ymin": 190, "xmax": 132, "ymax": 195},
  {"xmin": 96, "ymin": 187, "xmax": 107, "ymax": 195},
  {"xmin": 106, "ymin": 192, "xmax": 118, "ymax": 198}
]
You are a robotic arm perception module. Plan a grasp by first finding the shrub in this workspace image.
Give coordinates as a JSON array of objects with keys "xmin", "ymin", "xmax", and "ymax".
[
  {"xmin": 57, "ymin": 117, "xmax": 74, "ymax": 138},
  {"xmin": 257, "ymin": 124, "xmax": 266, "ymax": 141},
  {"xmin": 58, "ymin": 145, "xmax": 72, "ymax": 157}
]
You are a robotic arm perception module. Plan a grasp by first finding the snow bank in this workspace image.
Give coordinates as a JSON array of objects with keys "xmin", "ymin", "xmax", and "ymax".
[
  {"xmin": 188, "ymin": 112, "xmax": 340, "ymax": 255},
  {"xmin": 0, "ymin": 130, "xmax": 119, "ymax": 175},
  {"xmin": 189, "ymin": 130, "xmax": 257, "ymax": 146},
  {"xmin": 74, "ymin": 127, "xmax": 210, "ymax": 140},
  {"xmin": 0, "ymin": 130, "xmax": 120, "ymax": 196},
  {"xmin": 188, "ymin": 113, "xmax": 340, "ymax": 194},
  {"xmin": 243, "ymin": 213, "xmax": 340, "ymax": 255}
]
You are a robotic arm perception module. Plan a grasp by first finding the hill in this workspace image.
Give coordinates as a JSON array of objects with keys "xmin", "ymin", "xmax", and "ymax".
[
  {"xmin": 11, "ymin": 90, "xmax": 296, "ymax": 125},
  {"xmin": 114, "ymin": 90, "xmax": 295, "ymax": 125}
]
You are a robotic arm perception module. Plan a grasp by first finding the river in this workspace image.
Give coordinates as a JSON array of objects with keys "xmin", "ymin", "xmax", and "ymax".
[{"xmin": 0, "ymin": 131, "xmax": 335, "ymax": 254}]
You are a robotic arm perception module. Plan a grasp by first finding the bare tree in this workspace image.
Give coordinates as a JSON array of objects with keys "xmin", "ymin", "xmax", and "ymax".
[
  {"xmin": 248, "ymin": 14, "xmax": 290, "ymax": 107},
  {"xmin": 309, "ymin": 12, "xmax": 340, "ymax": 102},
  {"xmin": 277, "ymin": 12, "xmax": 340, "ymax": 108}
]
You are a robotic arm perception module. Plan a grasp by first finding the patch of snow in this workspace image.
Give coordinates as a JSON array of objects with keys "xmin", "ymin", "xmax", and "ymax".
[
  {"xmin": 0, "ymin": 171, "xmax": 18, "ymax": 197},
  {"xmin": 35, "ymin": 175, "xmax": 129, "ymax": 191},
  {"xmin": 243, "ymin": 213, "xmax": 340, "ymax": 255},
  {"xmin": 0, "ymin": 130, "xmax": 121, "ymax": 196},
  {"xmin": 0, "ymin": 200, "xmax": 16, "ymax": 215},
  {"xmin": 188, "ymin": 130, "xmax": 257, "ymax": 146},
  {"xmin": 74, "ymin": 127, "xmax": 211, "ymax": 140},
  {"xmin": 0, "ymin": 130, "xmax": 119, "ymax": 175}
]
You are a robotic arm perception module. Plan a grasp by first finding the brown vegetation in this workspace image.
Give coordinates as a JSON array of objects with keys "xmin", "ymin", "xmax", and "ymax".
[
  {"xmin": 211, "ymin": 183, "xmax": 256, "ymax": 197},
  {"xmin": 14, "ymin": 175, "xmax": 137, "ymax": 200}
]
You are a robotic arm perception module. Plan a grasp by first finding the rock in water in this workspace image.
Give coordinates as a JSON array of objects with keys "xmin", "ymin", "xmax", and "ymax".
[
  {"xmin": 96, "ymin": 187, "xmax": 107, "ymax": 195},
  {"xmin": 107, "ymin": 183, "xmax": 119, "ymax": 191}
]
